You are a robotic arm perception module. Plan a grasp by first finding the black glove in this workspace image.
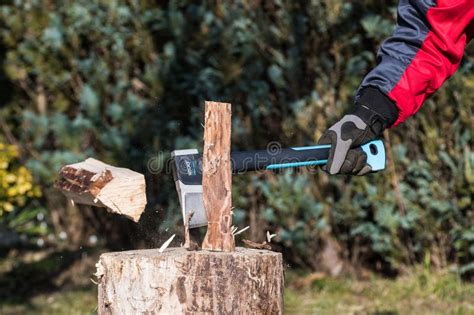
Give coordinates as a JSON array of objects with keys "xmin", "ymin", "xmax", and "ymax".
[{"xmin": 317, "ymin": 88, "xmax": 399, "ymax": 175}]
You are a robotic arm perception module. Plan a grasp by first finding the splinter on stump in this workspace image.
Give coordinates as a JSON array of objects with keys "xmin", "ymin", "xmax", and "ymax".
[
  {"xmin": 201, "ymin": 101, "xmax": 235, "ymax": 252},
  {"xmin": 96, "ymin": 247, "xmax": 283, "ymax": 314}
]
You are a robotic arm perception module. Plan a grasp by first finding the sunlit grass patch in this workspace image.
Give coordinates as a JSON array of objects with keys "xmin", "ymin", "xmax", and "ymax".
[
  {"xmin": 0, "ymin": 289, "xmax": 97, "ymax": 315},
  {"xmin": 285, "ymin": 267, "xmax": 474, "ymax": 314}
]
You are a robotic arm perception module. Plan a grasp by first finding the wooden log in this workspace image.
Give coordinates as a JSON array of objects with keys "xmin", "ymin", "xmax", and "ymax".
[
  {"xmin": 55, "ymin": 158, "xmax": 147, "ymax": 222},
  {"xmin": 96, "ymin": 247, "xmax": 283, "ymax": 314},
  {"xmin": 201, "ymin": 101, "xmax": 235, "ymax": 252}
]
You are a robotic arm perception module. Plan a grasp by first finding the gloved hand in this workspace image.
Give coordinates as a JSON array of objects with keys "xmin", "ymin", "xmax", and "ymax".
[{"xmin": 317, "ymin": 88, "xmax": 398, "ymax": 175}]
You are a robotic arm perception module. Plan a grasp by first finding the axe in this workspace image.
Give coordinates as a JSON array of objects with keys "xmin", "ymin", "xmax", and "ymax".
[{"xmin": 171, "ymin": 140, "xmax": 385, "ymax": 228}]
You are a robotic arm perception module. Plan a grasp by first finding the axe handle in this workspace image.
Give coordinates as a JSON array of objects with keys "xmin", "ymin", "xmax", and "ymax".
[
  {"xmin": 170, "ymin": 140, "xmax": 385, "ymax": 186},
  {"xmin": 231, "ymin": 139, "xmax": 385, "ymax": 172},
  {"xmin": 231, "ymin": 146, "xmax": 329, "ymax": 172}
]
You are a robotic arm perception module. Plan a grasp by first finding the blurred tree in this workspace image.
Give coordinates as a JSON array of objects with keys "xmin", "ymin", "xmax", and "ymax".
[{"xmin": 0, "ymin": 0, "xmax": 472, "ymax": 276}]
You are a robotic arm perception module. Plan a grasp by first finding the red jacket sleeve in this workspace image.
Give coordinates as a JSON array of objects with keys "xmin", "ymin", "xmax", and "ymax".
[{"xmin": 357, "ymin": 0, "xmax": 474, "ymax": 126}]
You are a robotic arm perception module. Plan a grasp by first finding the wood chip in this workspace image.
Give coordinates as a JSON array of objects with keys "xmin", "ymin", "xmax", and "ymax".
[
  {"xmin": 233, "ymin": 226, "xmax": 250, "ymax": 236},
  {"xmin": 183, "ymin": 210, "xmax": 193, "ymax": 248},
  {"xmin": 158, "ymin": 234, "xmax": 176, "ymax": 253},
  {"xmin": 243, "ymin": 239, "xmax": 272, "ymax": 250},
  {"xmin": 183, "ymin": 209, "xmax": 199, "ymax": 251},
  {"xmin": 266, "ymin": 231, "xmax": 277, "ymax": 243}
]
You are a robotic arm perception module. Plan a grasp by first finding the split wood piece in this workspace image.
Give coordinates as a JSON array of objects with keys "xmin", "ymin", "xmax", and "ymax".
[
  {"xmin": 183, "ymin": 209, "xmax": 199, "ymax": 251},
  {"xmin": 201, "ymin": 101, "xmax": 235, "ymax": 252},
  {"xmin": 243, "ymin": 239, "xmax": 272, "ymax": 250},
  {"xmin": 96, "ymin": 247, "xmax": 283, "ymax": 314},
  {"xmin": 55, "ymin": 158, "xmax": 147, "ymax": 222}
]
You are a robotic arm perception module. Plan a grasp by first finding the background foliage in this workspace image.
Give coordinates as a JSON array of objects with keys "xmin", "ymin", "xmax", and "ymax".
[{"xmin": 0, "ymin": 0, "xmax": 472, "ymax": 276}]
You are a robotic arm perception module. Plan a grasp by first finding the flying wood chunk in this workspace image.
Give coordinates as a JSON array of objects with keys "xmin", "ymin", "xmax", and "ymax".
[{"xmin": 55, "ymin": 158, "xmax": 147, "ymax": 222}]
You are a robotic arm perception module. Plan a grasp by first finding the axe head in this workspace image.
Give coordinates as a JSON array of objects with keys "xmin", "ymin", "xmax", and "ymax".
[
  {"xmin": 171, "ymin": 139, "xmax": 386, "ymax": 229},
  {"xmin": 170, "ymin": 149, "xmax": 207, "ymax": 228}
]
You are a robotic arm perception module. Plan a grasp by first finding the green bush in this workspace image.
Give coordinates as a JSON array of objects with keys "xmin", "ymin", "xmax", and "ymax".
[
  {"xmin": 0, "ymin": 0, "xmax": 472, "ymax": 274},
  {"xmin": 0, "ymin": 142, "xmax": 45, "ymax": 240}
]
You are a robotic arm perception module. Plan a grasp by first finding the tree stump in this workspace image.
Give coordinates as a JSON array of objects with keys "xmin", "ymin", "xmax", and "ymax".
[{"xmin": 96, "ymin": 247, "xmax": 284, "ymax": 314}]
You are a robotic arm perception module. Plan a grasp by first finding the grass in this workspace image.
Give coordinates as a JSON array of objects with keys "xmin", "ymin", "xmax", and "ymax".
[
  {"xmin": 285, "ymin": 267, "xmax": 474, "ymax": 314},
  {"xmin": 1, "ymin": 262, "xmax": 473, "ymax": 314},
  {"xmin": 0, "ymin": 289, "xmax": 97, "ymax": 315}
]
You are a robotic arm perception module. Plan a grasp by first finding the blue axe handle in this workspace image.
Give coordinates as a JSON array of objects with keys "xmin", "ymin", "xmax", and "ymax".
[
  {"xmin": 230, "ymin": 139, "xmax": 386, "ymax": 172},
  {"xmin": 171, "ymin": 140, "xmax": 386, "ymax": 187}
]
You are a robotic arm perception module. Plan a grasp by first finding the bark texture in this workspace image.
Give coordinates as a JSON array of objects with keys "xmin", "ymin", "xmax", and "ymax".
[
  {"xmin": 201, "ymin": 101, "xmax": 234, "ymax": 252},
  {"xmin": 55, "ymin": 158, "xmax": 147, "ymax": 222},
  {"xmin": 96, "ymin": 247, "xmax": 283, "ymax": 314}
]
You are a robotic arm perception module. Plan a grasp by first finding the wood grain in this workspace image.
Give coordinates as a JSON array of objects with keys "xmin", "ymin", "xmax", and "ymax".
[
  {"xmin": 55, "ymin": 158, "xmax": 147, "ymax": 222},
  {"xmin": 201, "ymin": 101, "xmax": 235, "ymax": 252},
  {"xmin": 96, "ymin": 247, "xmax": 284, "ymax": 314}
]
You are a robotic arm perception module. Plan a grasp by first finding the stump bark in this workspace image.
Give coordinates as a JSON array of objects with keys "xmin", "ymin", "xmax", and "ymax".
[{"xmin": 96, "ymin": 247, "xmax": 283, "ymax": 314}]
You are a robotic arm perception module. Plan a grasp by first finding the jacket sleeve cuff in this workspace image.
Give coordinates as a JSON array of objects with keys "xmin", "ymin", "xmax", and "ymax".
[{"xmin": 356, "ymin": 87, "xmax": 399, "ymax": 128}]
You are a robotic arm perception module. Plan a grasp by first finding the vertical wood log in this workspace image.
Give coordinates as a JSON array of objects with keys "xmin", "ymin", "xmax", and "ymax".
[
  {"xmin": 201, "ymin": 101, "xmax": 235, "ymax": 252},
  {"xmin": 96, "ymin": 247, "xmax": 284, "ymax": 314}
]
